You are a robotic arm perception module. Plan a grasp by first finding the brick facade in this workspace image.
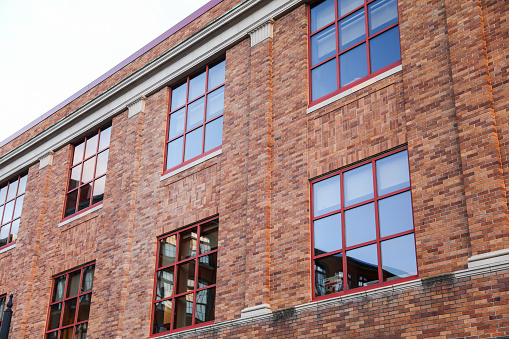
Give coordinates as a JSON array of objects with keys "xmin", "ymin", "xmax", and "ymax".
[{"xmin": 0, "ymin": 0, "xmax": 508, "ymax": 338}]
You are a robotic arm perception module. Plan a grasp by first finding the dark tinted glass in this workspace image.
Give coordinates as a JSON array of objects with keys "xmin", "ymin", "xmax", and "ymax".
[
  {"xmin": 314, "ymin": 254, "xmax": 344, "ymax": 296},
  {"xmin": 48, "ymin": 303, "xmax": 62, "ymax": 330},
  {"xmin": 198, "ymin": 252, "xmax": 217, "ymax": 287},
  {"xmin": 314, "ymin": 213, "xmax": 342, "ymax": 256},
  {"xmin": 381, "ymin": 234, "xmax": 417, "ymax": 281},
  {"xmin": 53, "ymin": 276, "xmax": 66, "ymax": 302},
  {"xmin": 156, "ymin": 267, "xmax": 175, "ymax": 300},
  {"xmin": 339, "ymin": 43, "xmax": 368, "ymax": 87},
  {"xmin": 208, "ymin": 60, "xmax": 225, "ymax": 90},
  {"xmin": 171, "ymin": 83, "xmax": 187, "ymax": 111},
  {"xmin": 64, "ymin": 191, "xmax": 78, "ymax": 217},
  {"xmin": 346, "ymin": 244, "xmax": 379, "ymax": 289},
  {"xmin": 166, "ymin": 137, "xmax": 184, "ymax": 169},
  {"xmin": 310, "ymin": 0, "xmax": 335, "ymax": 33},
  {"xmin": 173, "ymin": 294, "xmax": 193, "ymax": 329},
  {"xmin": 195, "ymin": 288, "xmax": 215, "ymax": 324},
  {"xmin": 67, "ymin": 271, "xmax": 81, "ymax": 297},
  {"xmin": 311, "ymin": 58, "xmax": 338, "ymax": 101},
  {"xmin": 0, "ymin": 225, "xmax": 8, "ymax": 247},
  {"xmin": 62, "ymin": 298, "xmax": 77, "ymax": 325},
  {"xmin": 75, "ymin": 323, "xmax": 87, "ymax": 339},
  {"xmin": 92, "ymin": 176, "xmax": 106, "ymax": 205},
  {"xmin": 345, "ymin": 202, "xmax": 376, "ymax": 247},
  {"xmin": 10, "ymin": 219, "xmax": 20, "ymax": 242},
  {"xmin": 369, "ymin": 26, "xmax": 401, "ymax": 72},
  {"xmin": 159, "ymin": 235, "xmax": 177, "ymax": 267},
  {"xmin": 77, "ymin": 185, "xmax": 91, "ymax": 211},
  {"xmin": 313, "ymin": 175, "xmax": 341, "ymax": 217},
  {"xmin": 200, "ymin": 221, "xmax": 218, "ymax": 253},
  {"xmin": 311, "ymin": 25, "xmax": 336, "ymax": 66},
  {"xmin": 338, "ymin": 9, "xmax": 365, "ymax": 51},
  {"xmin": 179, "ymin": 228, "xmax": 197, "ymax": 260},
  {"xmin": 46, "ymin": 331, "xmax": 58, "ymax": 339},
  {"xmin": 81, "ymin": 266, "xmax": 95, "ymax": 292},
  {"xmin": 176, "ymin": 260, "xmax": 196, "ymax": 295},
  {"xmin": 204, "ymin": 117, "xmax": 223, "ymax": 152},
  {"xmin": 184, "ymin": 127, "xmax": 203, "ymax": 161},
  {"xmin": 153, "ymin": 300, "xmax": 172, "ymax": 334}
]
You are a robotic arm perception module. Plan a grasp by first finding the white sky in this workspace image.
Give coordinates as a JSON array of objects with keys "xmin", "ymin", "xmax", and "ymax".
[{"xmin": 0, "ymin": 0, "xmax": 210, "ymax": 143}]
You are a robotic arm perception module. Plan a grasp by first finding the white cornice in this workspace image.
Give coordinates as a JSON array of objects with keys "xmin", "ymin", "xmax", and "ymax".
[{"xmin": 0, "ymin": 0, "xmax": 304, "ymax": 182}]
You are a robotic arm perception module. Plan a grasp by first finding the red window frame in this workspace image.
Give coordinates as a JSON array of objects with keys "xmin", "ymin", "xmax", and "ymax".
[
  {"xmin": 308, "ymin": 0, "xmax": 402, "ymax": 106},
  {"xmin": 150, "ymin": 218, "xmax": 218, "ymax": 336},
  {"xmin": 163, "ymin": 57, "xmax": 225, "ymax": 174},
  {"xmin": 0, "ymin": 172, "xmax": 28, "ymax": 250},
  {"xmin": 62, "ymin": 125, "xmax": 111, "ymax": 221},
  {"xmin": 45, "ymin": 263, "xmax": 95, "ymax": 339},
  {"xmin": 310, "ymin": 147, "xmax": 418, "ymax": 300}
]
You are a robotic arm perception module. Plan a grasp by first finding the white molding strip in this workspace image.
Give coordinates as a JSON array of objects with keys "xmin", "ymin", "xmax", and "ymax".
[
  {"xmin": 38, "ymin": 151, "xmax": 54, "ymax": 170},
  {"xmin": 0, "ymin": 243, "xmax": 16, "ymax": 255},
  {"xmin": 58, "ymin": 204, "xmax": 103, "ymax": 228},
  {"xmin": 467, "ymin": 248, "xmax": 509, "ymax": 268},
  {"xmin": 307, "ymin": 65, "xmax": 403, "ymax": 114},
  {"xmin": 0, "ymin": 0, "xmax": 303, "ymax": 183},
  {"xmin": 127, "ymin": 96, "xmax": 146, "ymax": 118},
  {"xmin": 249, "ymin": 19, "xmax": 275, "ymax": 47},
  {"xmin": 160, "ymin": 149, "xmax": 222, "ymax": 181},
  {"xmin": 241, "ymin": 304, "xmax": 272, "ymax": 318}
]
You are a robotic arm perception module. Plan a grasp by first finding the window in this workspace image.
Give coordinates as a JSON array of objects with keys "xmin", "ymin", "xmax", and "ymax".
[
  {"xmin": 152, "ymin": 218, "xmax": 218, "ymax": 335},
  {"xmin": 311, "ymin": 148, "xmax": 417, "ymax": 298},
  {"xmin": 309, "ymin": 0, "xmax": 401, "ymax": 103},
  {"xmin": 64, "ymin": 125, "xmax": 111, "ymax": 218},
  {"xmin": 0, "ymin": 295, "xmax": 5, "ymax": 328},
  {"xmin": 165, "ymin": 58, "xmax": 225, "ymax": 172},
  {"xmin": 0, "ymin": 173, "xmax": 27, "ymax": 249},
  {"xmin": 46, "ymin": 263, "xmax": 95, "ymax": 339}
]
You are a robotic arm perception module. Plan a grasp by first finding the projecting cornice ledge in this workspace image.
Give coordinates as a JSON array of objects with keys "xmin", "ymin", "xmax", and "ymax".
[
  {"xmin": 249, "ymin": 19, "xmax": 275, "ymax": 46},
  {"xmin": 0, "ymin": 0, "xmax": 304, "ymax": 182}
]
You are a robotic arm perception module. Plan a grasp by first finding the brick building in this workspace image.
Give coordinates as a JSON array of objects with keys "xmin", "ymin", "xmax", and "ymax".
[{"xmin": 0, "ymin": 0, "xmax": 508, "ymax": 337}]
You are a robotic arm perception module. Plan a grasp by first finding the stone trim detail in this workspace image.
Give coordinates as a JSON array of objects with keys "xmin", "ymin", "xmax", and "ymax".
[
  {"xmin": 39, "ymin": 151, "xmax": 54, "ymax": 169},
  {"xmin": 0, "ymin": 243, "xmax": 16, "ymax": 254},
  {"xmin": 241, "ymin": 304, "xmax": 272, "ymax": 318},
  {"xmin": 249, "ymin": 19, "xmax": 275, "ymax": 47},
  {"xmin": 58, "ymin": 204, "xmax": 103, "ymax": 228},
  {"xmin": 467, "ymin": 248, "xmax": 509, "ymax": 268},
  {"xmin": 127, "ymin": 96, "xmax": 147, "ymax": 118}
]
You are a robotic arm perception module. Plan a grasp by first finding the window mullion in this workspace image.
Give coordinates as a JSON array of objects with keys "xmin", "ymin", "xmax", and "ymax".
[
  {"xmin": 340, "ymin": 171, "xmax": 347, "ymax": 292},
  {"xmin": 372, "ymin": 159, "xmax": 383, "ymax": 283},
  {"xmin": 364, "ymin": 0, "xmax": 371, "ymax": 75}
]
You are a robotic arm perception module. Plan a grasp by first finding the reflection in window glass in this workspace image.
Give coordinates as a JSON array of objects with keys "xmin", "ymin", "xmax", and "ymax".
[
  {"xmin": 313, "ymin": 175, "xmax": 341, "ymax": 217},
  {"xmin": 311, "ymin": 25, "xmax": 336, "ymax": 66},
  {"xmin": 345, "ymin": 202, "xmax": 376, "ymax": 247},
  {"xmin": 376, "ymin": 150, "xmax": 410, "ymax": 196},
  {"xmin": 339, "ymin": 43, "xmax": 368, "ymax": 87},
  {"xmin": 347, "ymin": 244, "xmax": 379, "ymax": 289},
  {"xmin": 382, "ymin": 234, "xmax": 417, "ymax": 281},
  {"xmin": 0, "ymin": 173, "xmax": 27, "ymax": 248},
  {"xmin": 311, "ymin": 59, "xmax": 338, "ymax": 101},
  {"xmin": 310, "ymin": 0, "xmax": 335, "ymax": 33},
  {"xmin": 314, "ymin": 213, "xmax": 342, "ymax": 256},
  {"xmin": 314, "ymin": 254, "xmax": 344, "ymax": 297},
  {"xmin": 338, "ymin": 9, "xmax": 365, "ymax": 51},
  {"xmin": 343, "ymin": 163, "xmax": 373, "ymax": 206}
]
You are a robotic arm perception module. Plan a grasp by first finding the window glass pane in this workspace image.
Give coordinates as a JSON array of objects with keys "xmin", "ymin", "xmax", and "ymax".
[
  {"xmin": 75, "ymin": 322, "xmax": 88, "ymax": 339},
  {"xmin": 0, "ymin": 297, "xmax": 3, "ymax": 314},
  {"xmin": 368, "ymin": 0, "xmax": 398, "ymax": 35},
  {"xmin": 184, "ymin": 127, "xmax": 203, "ymax": 161},
  {"xmin": 61, "ymin": 328, "xmax": 73, "ymax": 339},
  {"xmin": 339, "ymin": 9, "xmax": 366, "ymax": 51},
  {"xmin": 195, "ymin": 287, "xmax": 215, "ymax": 324},
  {"xmin": 314, "ymin": 254, "xmax": 344, "ymax": 297},
  {"xmin": 84, "ymin": 134, "xmax": 98, "ymax": 159},
  {"xmin": 69, "ymin": 164, "xmax": 82, "ymax": 190},
  {"xmin": 73, "ymin": 142, "xmax": 85, "ymax": 165},
  {"xmin": 376, "ymin": 150, "xmax": 410, "ymax": 196},
  {"xmin": 176, "ymin": 260, "xmax": 196, "ymax": 295},
  {"xmin": 168, "ymin": 108, "xmax": 186, "ymax": 140},
  {"xmin": 48, "ymin": 303, "xmax": 62, "ymax": 330},
  {"xmin": 156, "ymin": 267, "xmax": 175, "ymax": 300},
  {"xmin": 310, "ymin": 0, "xmax": 335, "ymax": 33},
  {"xmin": 206, "ymin": 87, "xmax": 224, "ymax": 120},
  {"xmin": 379, "ymin": 191, "xmax": 413, "ymax": 237},
  {"xmin": 311, "ymin": 25, "xmax": 336, "ymax": 66},
  {"xmin": 346, "ymin": 244, "xmax": 379, "ymax": 289},
  {"xmin": 311, "ymin": 58, "xmax": 338, "ymax": 101},
  {"xmin": 92, "ymin": 176, "xmax": 106, "ymax": 205},
  {"xmin": 381, "ymin": 234, "xmax": 417, "ymax": 281},
  {"xmin": 62, "ymin": 298, "xmax": 77, "ymax": 325},
  {"xmin": 343, "ymin": 163, "xmax": 374, "ymax": 207},
  {"xmin": 153, "ymin": 300, "xmax": 173, "ymax": 334},
  {"xmin": 338, "ymin": 0, "xmax": 363, "ymax": 17},
  {"xmin": 95, "ymin": 150, "xmax": 109, "ymax": 177},
  {"xmin": 0, "ymin": 225, "xmax": 9, "ymax": 247},
  {"xmin": 6, "ymin": 180, "xmax": 17, "ymax": 201},
  {"xmin": 0, "ymin": 185, "xmax": 7, "ymax": 204},
  {"xmin": 159, "ymin": 235, "xmax": 177, "ymax": 267},
  {"xmin": 204, "ymin": 117, "xmax": 223, "ymax": 152},
  {"xmin": 313, "ymin": 175, "xmax": 341, "ymax": 217},
  {"xmin": 179, "ymin": 228, "xmax": 197, "ymax": 260},
  {"xmin": 166, "ymin": 137, "xmax": 184, "ymax": 169},
  {"xmin": 369, "ymin": 26, "xmax": 401, "ymax": 72},
  {"xmin": 208, "ymin": 60, "xmax": 225, "ymax": 90},
  {"xmin": 98, "ymin": 126, "xmax": 112, "ymax": 151},
  {"xmin": 13, "ymin": 196, "xmax": 24, "ymax": 219},
  {"xmin": 171, "ymin": 82, "xmax": 187, "ymax": 111},
  {"xmin": 173, "ymin": 293, "xmax": 194, "ymax": 329},
  {"xmin": 189, "ymin": 71, "xmax": 206, "ymax": 101},
  {"xmin": 18, "ymin": 175, "xmax": 27, "ymax": 195},
  {"xmin": 2, "ymin": 201, "xmax": 14, "ymax": 224},
  {"xmin": 78, "ymin": 185, "xmax": 92, "ymax": 211},
  {"xmin": 53, "ymin": 276, "xmax": 66, "ymax": 302},
  {"xmin": 186, "ymin": 97, "xmax": 205, "ymax": 130},
  {"xmin": 314, "ymin": 213, "xmax": 342, "ymax": 256},
  {"xmin": 67, "ymin": 271, "xmax": 81, "ymax": 297},
  {"xmin": 345, "ymin": 202, "xmax": 376, "ymax": 247},
  {"xmin": 339, "ymin": 43, "xmax": 368, "ymax": 87},
  {"xmin": 198, "ymin": 252, "xmax": 217, "ymax": 288},
  {"xmin": 81, "ymin": 266, "xmax": 95, "ymax": 292},
  {"xmin": 200, "ymin": 221, "xmax": 218, "ymax": 253},
  {"xmin": 77, "ymin": 295, "xmax": 92, "ymax": 324},
  {"xmin": 81, "ymin": 157, "xmax": 96, "ymax": 184},
  {"xmin": 64, "ymin": 191, "xmax": 78, "ymax": 217},
  {"xmin": 46, "ymin": 331, "xmax": 58, "ymax": 339},
  {"xmin": 10, "ymin": 219, "xmax": 19, "ymax": 243}
]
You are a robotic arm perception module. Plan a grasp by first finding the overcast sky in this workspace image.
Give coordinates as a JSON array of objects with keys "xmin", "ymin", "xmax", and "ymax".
[{"xmin": 0, "ymin": 0, "xmax": 210, "ymax": 143}]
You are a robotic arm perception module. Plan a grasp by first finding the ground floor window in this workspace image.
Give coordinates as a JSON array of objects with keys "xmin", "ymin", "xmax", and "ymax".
[
  {"xmin": 152, "ymin": 218, "xmax": 218, "ymax": 335},
  {"xmin": 311, "ymin": 148, "xmax": 417, "ymax": 298}
]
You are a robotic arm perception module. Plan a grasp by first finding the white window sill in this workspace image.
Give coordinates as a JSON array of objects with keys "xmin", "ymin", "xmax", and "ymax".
[
  {"xmin": 307, "ymin": 65, "xmax": 403, "ymax": 114},
  {"xmin": 160, "ymin": 149, "xmax": 222, "ymax": 181},
  {"xmin": 58, "ymin": 204, "xmax": 103, "ymax": 227},
  {"xmin": 0, "ymin": 243, "xmax": 16, "ymax": 254}
]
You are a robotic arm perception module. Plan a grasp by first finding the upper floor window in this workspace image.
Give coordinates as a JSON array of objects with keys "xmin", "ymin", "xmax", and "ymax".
[
  {"xmin": 0, "ymin": 173, "xmax": 27, "ymax": 249},
  {"xmin": 165, "ymin": 58, "xmax": 225, "ymax": 172},
  {"xmin": 152, "ymin": 218, "xmax": 218, "ymax": 335},
  {"xmin": 309, "ymin": 0, "xmax": 401, "ymax": 104},
  {"xmin": 46, "ymin": 263, "xmax": 95, "ymax": 339},
  {"xmin": 64, "ymin": 125, "xmax": 111, "ymax": 219},
  {"xmin": 0, "ymin": 295, "xmax": 5, "ymax": 328},
  {"xmin": 311, "ymin": 148, "xmax": 417, "ymax": 299}
]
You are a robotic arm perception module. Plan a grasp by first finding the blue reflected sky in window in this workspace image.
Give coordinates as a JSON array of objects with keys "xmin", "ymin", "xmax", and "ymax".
[
  {"xmin": 311, "ymin": 25, "xmax": 336, "ymax": 66},
  {"xmin": 314, "ymin": 213, "xmax": 342, "ymax": 255},
  {"xmin": 381, "ymin": 234, "xmax": 417, "ymax": 281},
  {"xmin": 368, "ymin": 0, "xmax": 398, "ymax": 35},
  {"xmin": 313, "ymin": 175, "xmax": 341, "ymax": 217},
  {"xmin": 369, "ymin": 26, "xmax": 401, "ymax": 73},
  {"xmin": 338, "ymin": 9, "xmax": 366, "ymax": 52},
  {"xmin": 345, "ymin": 202, "xmax": 376, "ymax": 247},
  {"xmin": 312, "ymin": 59, "xmax": 338, "ymax": 101},
  {"xmin": 378, "ymin": 191, "xmax": 414, "ymax": 237},
  {"xmin": 310, "ymin": 0, "xmax": 335, "ymax": 33},
  {"xmin": 376, "ymin": 149, "xmax": 409, "ymax": 196},
  {"xmin": 343, "ymin": 163, "xmax": 373, "ymax": 207},
  {"xmin": 339, "ymin": 43, "xmax": 368, "ymax": 87}
]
